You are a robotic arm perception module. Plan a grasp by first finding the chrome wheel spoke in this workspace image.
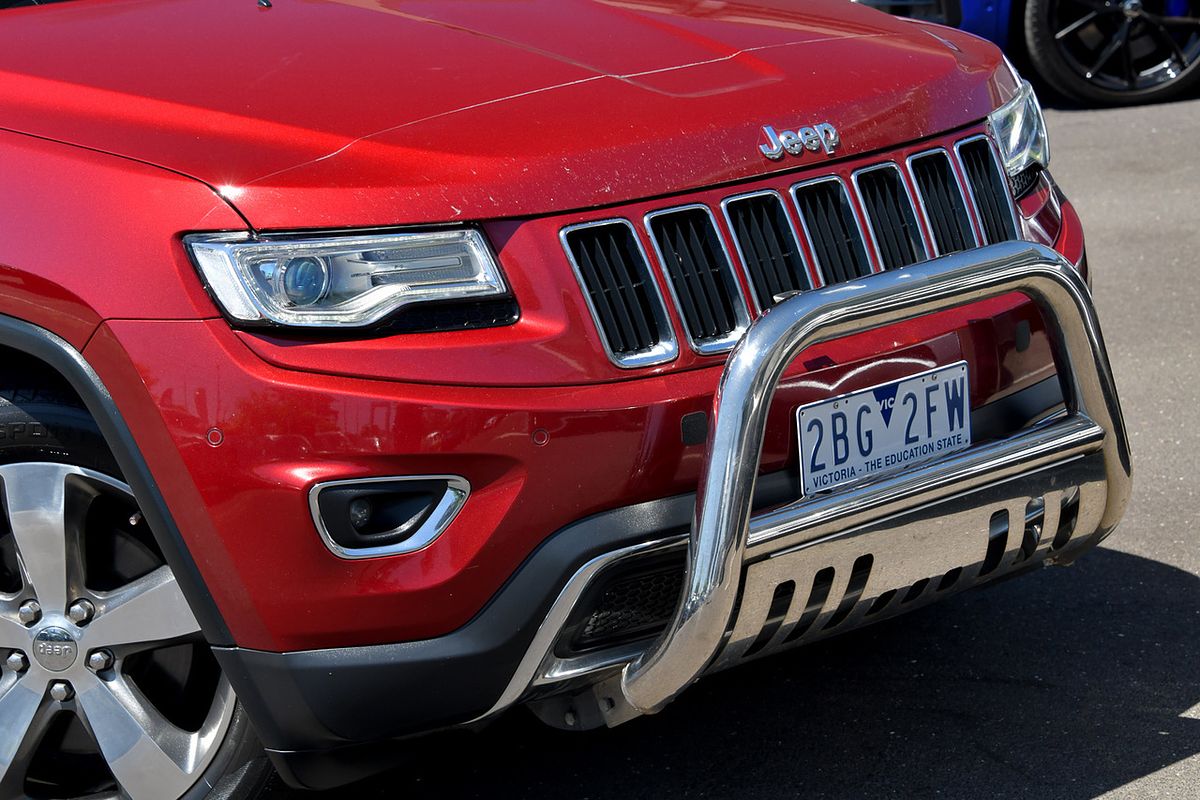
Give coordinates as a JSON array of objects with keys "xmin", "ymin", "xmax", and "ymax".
[
  {"xmin": 0, "ymin": 671, "xmax": 51, "ymax": 798},
  {"xmin": 0, "ymin": 463, "xmax": 234, "ymax": 799},
  {"xmin": 0, "ymin": 614, "xmax": 26, "ymax": 650},
  {"xmin": 87, "ymin": 566, "xmax": 201, "ymax": 651},
  {"xmin": 1057, "ymin": 10, "xmax": 1101, "ymax": 40},
  {"xmin": 0, "ymin": 463, "xmax": 84, "ymax": 612},
  {"xmin": 76, "ymin": 676, "xmax": 199, "ymax": 800}
]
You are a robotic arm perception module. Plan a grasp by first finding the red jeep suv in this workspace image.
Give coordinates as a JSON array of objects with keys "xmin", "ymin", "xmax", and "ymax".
[{"xmin": 0, "ymin": 1, "xmax": 1129, "ymax": 797}]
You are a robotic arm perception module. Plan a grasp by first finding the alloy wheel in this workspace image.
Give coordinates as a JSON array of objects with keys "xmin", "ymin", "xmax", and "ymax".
[
  {"xmin": 1051, "ymin": 0, "xmax": 1200, "ymax": 92},
  {"xmin": 0, "ymin": 463, "xmax": 234, "ymax": 800}
]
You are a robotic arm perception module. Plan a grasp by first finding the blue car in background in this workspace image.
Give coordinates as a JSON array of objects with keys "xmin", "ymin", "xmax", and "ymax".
[{"xmin": 860, "ymin": 1, "xmax": 1200, "ymax": 105}]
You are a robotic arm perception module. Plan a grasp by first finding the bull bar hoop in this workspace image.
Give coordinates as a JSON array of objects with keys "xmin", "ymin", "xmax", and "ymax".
[{"xmin": 614, "ymin": 241, "xmax": 1132, "ymax": 718}]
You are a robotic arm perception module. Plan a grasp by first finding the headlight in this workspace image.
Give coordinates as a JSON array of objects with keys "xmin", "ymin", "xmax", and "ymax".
[
  {"xmin": 186, "ymin": 229, "xmax": 508, "ymax": 328},
  {"xmin": 987, "ymin": 80, "xmax": 1050, "ymax": 184}
]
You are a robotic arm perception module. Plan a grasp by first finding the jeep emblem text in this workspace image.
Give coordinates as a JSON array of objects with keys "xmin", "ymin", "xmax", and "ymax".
[
  {"xmin": 759, "ymin": 123, "xmax": 840, "ymax": 160},
  {"xmin": 32, "ymin": 627, "xmax": 78, "ymax": 672}
]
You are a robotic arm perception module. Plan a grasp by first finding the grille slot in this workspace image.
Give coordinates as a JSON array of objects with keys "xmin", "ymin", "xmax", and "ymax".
[
  {"xmin": 723, "ymin": 192, "xmax": 813, "ymax": 309},
  {"xmin": 646, "ymin": 206, "xmax": 748, "ymax": 353},
  {"xmin": 563, "ymin": 221, "xmax": 676, "ymax": 368},
  {"xmin": 958, "ymin": 138, "xmax": 1019, "ymax": 244},
  {"xmin": 854, "ymin": 164, "xmax": 927, "ymax": 270},
  {"xmin": 792, "ymin": 178, "xmax": 873, "ymax": 284},
  {"xmin": 909, "ymin": 151, "xmax": 977, "ymax": 255}
]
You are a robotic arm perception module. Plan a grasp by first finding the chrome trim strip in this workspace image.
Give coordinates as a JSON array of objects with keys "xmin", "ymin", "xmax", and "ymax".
[
  {"xmin": 616, "ymin": 241, "xmax": 1131, "ymax": 716},
  {"xmin": 560, "ymin": 219, "xmax": 679, "ymax": 369},
  {"xmin": 469, "ymin": 536, "xmax": 680, "ymax": 722},
  {"xmin": 643, "ymin": 204, "xmax": 753, "ymax": 356},
  {"xmin": 787, "ymin": 175, "xmax": 867, "ymax": 283},
  {"xmin": 905, "ymin": 147, "xmax": 981, "ymax": 256},
  {"xmin": 850, "ymin": 161, "xmax": 930, "ymax": 269},
  {"xmin": 953, "ymin": 134, "xmax": 1022, "ymax": 245},
  {"xmin": 308, "ymin": 474, "xmax": 470, "ymax": 559},
  {"xmin": 718, "ymin": 189, "xmax": 814, "ymax": 315}
]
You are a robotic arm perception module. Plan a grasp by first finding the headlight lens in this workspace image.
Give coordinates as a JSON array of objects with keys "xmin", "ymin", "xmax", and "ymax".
[
  {"xmin": 186, "ymin": 229, "xmax": 508, "ymax": 328},
  {"xmin": 987, "ymin": 80, "xmax": 1050, "ymax": 180}
]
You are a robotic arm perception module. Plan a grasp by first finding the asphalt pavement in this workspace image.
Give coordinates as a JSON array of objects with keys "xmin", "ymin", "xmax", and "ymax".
[{"xmin": 266, "ymin": 97, "xmax": 1200, "ymax": 800}]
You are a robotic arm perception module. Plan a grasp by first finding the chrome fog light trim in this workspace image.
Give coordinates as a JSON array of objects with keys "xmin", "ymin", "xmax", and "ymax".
[{"xmin": 308, "ymin": 475, "xmax": 470, "ymax": 559}]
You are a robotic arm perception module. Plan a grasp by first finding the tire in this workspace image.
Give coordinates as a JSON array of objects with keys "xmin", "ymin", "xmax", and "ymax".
[
  {"xmin": 0, "ymin": 376, "xmax": 272, "ymax": 800},
  {"xmin": 1024, "ymin": 0, "xmax": 1200, "ymax": 106}
]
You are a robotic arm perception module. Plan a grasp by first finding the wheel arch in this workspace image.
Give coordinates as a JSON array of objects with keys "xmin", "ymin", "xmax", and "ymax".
[{"xmin": 0, "ymin": 311, "xmax": 233, "ymax": 645}]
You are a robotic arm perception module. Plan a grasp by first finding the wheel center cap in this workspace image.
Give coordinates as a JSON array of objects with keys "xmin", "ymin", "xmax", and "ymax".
[{"xmin": 32, "ymin": 627, "xmax": 78, "ymax": 672}]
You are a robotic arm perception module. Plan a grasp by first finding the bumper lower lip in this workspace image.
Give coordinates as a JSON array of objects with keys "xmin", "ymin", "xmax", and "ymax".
[{"xmin": 608, "ymin": 240, "xmax": 1130, "ymax": 720}]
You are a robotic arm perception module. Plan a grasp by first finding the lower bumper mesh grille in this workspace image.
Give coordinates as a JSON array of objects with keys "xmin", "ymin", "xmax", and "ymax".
[{"xmin": 563, "ymin": 554, "xmax": 684, "ymax": 654}]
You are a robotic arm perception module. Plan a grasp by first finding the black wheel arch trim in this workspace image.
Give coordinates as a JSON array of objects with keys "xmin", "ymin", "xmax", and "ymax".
[{"xmin": 0, "ymin": 313, "xmax": 234, "ymax": 645}]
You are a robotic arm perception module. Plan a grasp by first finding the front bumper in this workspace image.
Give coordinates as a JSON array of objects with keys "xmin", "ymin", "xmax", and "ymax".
[
  {"xmin": 211, "ymin": 242, "xmax": 1126, "ymax": 788},
  {"xmin": 82, "ymin": 273, "xmax": 1063, "ymax": 653}
]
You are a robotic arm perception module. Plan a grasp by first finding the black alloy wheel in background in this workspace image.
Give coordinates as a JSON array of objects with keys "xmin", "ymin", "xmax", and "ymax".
[{"xmin": 1026, "ymin": 0, "xmax": 1200, "ymax": 104}]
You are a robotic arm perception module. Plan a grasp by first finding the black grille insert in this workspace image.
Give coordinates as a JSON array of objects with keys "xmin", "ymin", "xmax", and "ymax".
[
  {"xmin": 647, "ymin": 207, "xmax": 747, "ymax": 350},
  {"xmin": 959, "ymin": 138, "xmax": 1018, "ymax": 245},
  {"xmin": 564, "ymin": 222, "xmax": 671, "ymax": 365},
  {"xmin": 724, "ymin": 193, "xmax": 813, "ymax": 309},
  {"xmin": 792, "ymin": 179, "xmax": 873, "ymax": 284},
  {"xmin": 855, "ymin": 165, "xmax": 927, "ymax": 270},
  {"xmin": 910, "ymin": 151, "xmax": 976, "ymax": 256},
  {"xmin": 560, "ymin": 552, "xmax": 685, "ymax": 655},
  {"xmin": 563, "ymin": 135, "xmax": 1024, "ymax": 367}
]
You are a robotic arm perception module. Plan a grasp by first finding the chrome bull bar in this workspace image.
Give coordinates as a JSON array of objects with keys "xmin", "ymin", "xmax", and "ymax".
[{"xmin": 602, "ymin": 241, "xmax": 1131, "ymax": 720}]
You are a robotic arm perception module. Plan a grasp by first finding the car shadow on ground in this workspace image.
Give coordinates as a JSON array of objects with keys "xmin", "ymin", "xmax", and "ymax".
[{"xmin": 278, "ymin": 547, "xmax": 1199, "ymax": 799}]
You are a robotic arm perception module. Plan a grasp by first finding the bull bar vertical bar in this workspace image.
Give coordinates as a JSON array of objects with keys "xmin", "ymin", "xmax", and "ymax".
[{"xmin": 617, "ymin": 241, "xmax": 1131, "ymax": 715}]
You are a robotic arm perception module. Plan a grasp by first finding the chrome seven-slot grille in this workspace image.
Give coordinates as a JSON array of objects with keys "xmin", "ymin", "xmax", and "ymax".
[{"xmin": 562, "ymin": 135, "xmax": 1019, "ymax": 368}]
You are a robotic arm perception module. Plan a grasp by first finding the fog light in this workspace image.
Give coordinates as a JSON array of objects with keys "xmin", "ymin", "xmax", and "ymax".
[
  {"xmin": 348, "ymin": 498, "xmax": 373, "ymax": 530},
  {"xmin": 309, "ymin": 475, "xmax": 470, "ymax": 559}
]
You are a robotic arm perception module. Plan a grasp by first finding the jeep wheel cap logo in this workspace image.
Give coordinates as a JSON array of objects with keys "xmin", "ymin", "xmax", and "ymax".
[
  {"xmin": 759, "ymin": 122, "xmax": 840, "ymax": 160},
  {"xmin": 33, "ymin": 627, "xmax": 78, "ymax": 672}
]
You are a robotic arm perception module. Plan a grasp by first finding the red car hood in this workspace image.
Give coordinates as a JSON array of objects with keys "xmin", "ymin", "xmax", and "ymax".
[{"xmin": 0, "ymin": 0, "xmax": 1014, "ymax": 230}]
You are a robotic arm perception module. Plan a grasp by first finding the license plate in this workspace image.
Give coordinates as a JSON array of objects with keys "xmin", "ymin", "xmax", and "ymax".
[{"xmin": 797, "ymin": 361, "xmax": 971, "ymax": 496}]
